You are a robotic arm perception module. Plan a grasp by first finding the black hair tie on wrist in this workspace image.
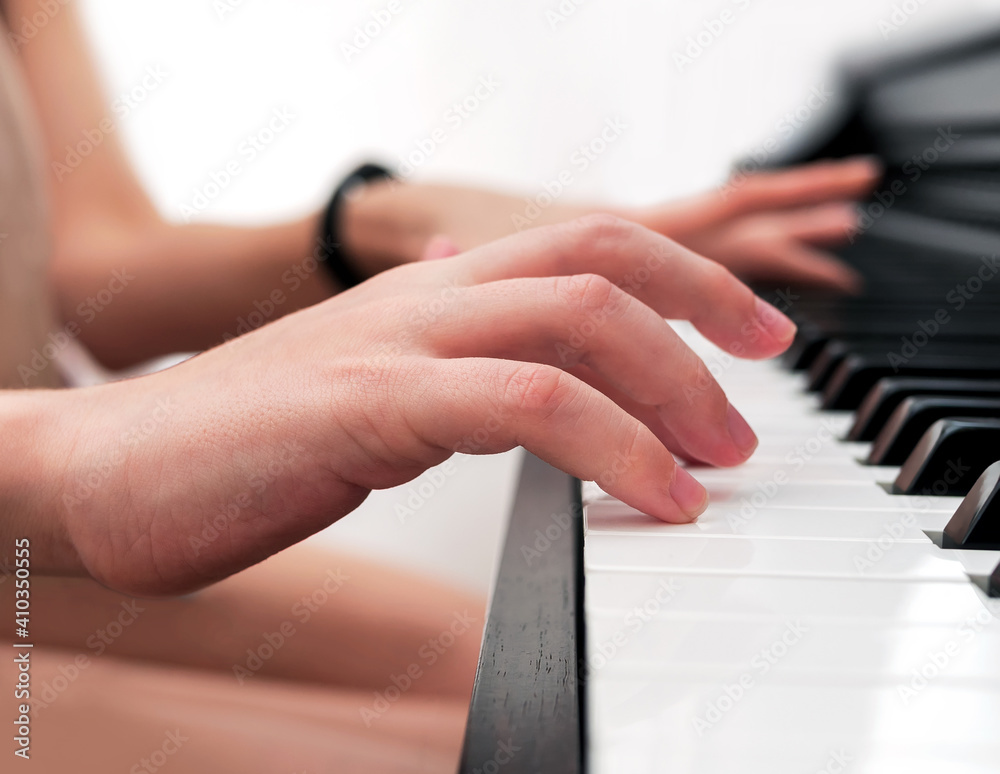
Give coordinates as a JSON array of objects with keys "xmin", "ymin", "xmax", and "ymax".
[{"xmin": 318, "ymin": 162, "xmax": 395, "ymax": 290}]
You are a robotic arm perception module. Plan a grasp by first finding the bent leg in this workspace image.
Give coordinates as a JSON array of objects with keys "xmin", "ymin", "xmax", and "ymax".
[
  {"xmin": 3, "ymin": 544, "xmax": 485, "ymax": 699},
  {"xmin": 5, "ymin": 645, "xmax": 466, "ymax": 774}
]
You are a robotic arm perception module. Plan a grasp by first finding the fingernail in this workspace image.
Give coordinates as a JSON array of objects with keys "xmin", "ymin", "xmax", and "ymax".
[
  {"xmin": 669, "ymin": 466, "xmax": 708, "ymax": 519},
  {"xmin": 754, "ymin": 297, "xmax": 797, "ymax": 344},
  {"xmin": 726, "ymin": 404, "xmax": 758, "ymax": 457}
]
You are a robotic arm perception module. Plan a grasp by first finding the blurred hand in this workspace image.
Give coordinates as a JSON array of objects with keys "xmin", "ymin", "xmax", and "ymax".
[
  {"xmin": 632, "ymin": 157, "xmax": 880, "ymax": 292},
  {"xmin": 35, "ymin": 217, "xmax": 796, "ymax": 596},
  {"xmin": 343, "ymin": 157, "xmax": 879, "ymax": 293}
]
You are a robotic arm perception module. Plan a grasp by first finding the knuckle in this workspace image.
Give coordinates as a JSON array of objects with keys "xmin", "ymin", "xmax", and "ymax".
[
  {"xmin": 554, "ymin": 273, "xmax": 622, "ymax": 321},
  {"xmin": 502, "ymin": 364, "xmax": 575, "ymax": 422},
  {"xmin": 701, "ymin": 260, "xmax": 739, "ymax": 297},
  {"xmin": 567, "ymin": 212, "xmax": 633, "ymax": 247},
  {"xmin": 619, "ymin": 420, "xmax": 660, "ymax": 475}
]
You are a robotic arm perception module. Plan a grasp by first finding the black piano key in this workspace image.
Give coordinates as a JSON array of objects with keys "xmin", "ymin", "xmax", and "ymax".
[
  {"xmin": 784, "ymin": 314, "xmax": 1000, "ymax": 372},
  {"xmin": 866, "ymin": 396, "xmax": 1000, "ymax": 466},
  {"xmin": 806, "ymin": 340, "xmax": 857, "ymax": 392},
  {"xmin": 822, "ymin": 358, "xmax": 1000, "ymax": 411},
  {"xmin": 892, "ymin": 417, "xmax": 1000, "ymax": 495},
  {"xmin": 848, "ymin": 378, "xmax": 1000, "ymax": 441},
  {"xmin": 806, "ymin": 340, "xmax": 1000, "ymax": 394},
  {"xmin": 990, "ymin": 562, "xmax": 1000, "ymax": 597},
  {"xmin": 942, "ymin": 461, "xmax": 1000, "ymax": 550},
  {"xmin": 782, "ymin": 324, "xmax": 830, "ymax": 371}
]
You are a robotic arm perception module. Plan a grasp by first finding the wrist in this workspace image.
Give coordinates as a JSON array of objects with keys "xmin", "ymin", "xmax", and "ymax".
[{"xmin": 340, "ymin": 180, "xmax": 437, "ymax": 273}]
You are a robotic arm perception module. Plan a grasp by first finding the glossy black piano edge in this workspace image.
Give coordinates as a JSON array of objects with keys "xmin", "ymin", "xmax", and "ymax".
[{"xmin": 458, "ymin": 454, "xmax": 586, "ymax": 774}]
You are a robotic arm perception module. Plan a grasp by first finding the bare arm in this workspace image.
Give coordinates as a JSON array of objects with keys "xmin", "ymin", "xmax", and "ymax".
[{"xmin": 7, "ymin": 0, "xmax": 335, "ymax": 368}]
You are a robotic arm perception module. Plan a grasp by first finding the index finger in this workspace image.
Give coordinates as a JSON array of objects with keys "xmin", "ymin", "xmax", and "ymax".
[
  {"xmin": 722, "ymin": 156, "xmax": 881, "ymax": 219},
  {"xmin": 449, "ymin": 214, "xmax": 797, "ymax": 360}
]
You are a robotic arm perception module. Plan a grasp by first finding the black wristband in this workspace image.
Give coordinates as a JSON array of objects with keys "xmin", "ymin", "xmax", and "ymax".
[{"xmin": 318, "ymin": 162, "xmax": 395, "ymax": 290}]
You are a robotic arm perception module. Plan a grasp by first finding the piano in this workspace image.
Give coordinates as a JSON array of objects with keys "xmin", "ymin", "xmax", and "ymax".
[{"xmin": 459, "ymin": 23, "xmax": 1000, "ymax": 774}]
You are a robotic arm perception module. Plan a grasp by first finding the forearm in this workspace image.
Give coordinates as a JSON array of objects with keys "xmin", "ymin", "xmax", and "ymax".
[
  {"xmin": 0, "ymin": 390, "xmax": 86, "ymax": 578},
  {"xmin": 50, "ymin": 213, "xmax": 335, "ymax": 369}
]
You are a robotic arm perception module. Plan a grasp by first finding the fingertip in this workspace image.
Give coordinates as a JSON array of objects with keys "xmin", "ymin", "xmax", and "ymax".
[
  {"xmin": 725, "ymin": 404, "xmax": 759, "ymax": 458},
  {"xmin": 838, "ymin": 271, "xmax": 865, "ymax": 295},
  {"xmin": 822, "ymin": 262, "xmax": 865, "ymax": 295},
  {"xmin": 753, "ymin": 296, "xmax": 797, "ymax": 348},
  {"xmin": 667, "ymin": 466, "xmax": 708, "ymax": 521},
  {"xmin": 850, "ymin": 154, "xmax": 884, "ymax": 177}
]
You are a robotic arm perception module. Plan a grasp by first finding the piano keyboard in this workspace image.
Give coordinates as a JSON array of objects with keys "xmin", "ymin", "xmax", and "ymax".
[{"xmin": 582, "ymin": 321, "xmax": 1000, "ymax": 774}]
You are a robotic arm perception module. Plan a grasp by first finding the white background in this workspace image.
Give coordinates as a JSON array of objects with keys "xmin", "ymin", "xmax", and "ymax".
[{"xmin": 74, "ymin": 0, "xmax": 1000, "ymax": 594}]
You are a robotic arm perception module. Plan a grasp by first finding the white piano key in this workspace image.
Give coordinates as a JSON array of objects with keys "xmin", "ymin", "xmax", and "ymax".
[
  {"xmin": 584, "ymin": 533, "xmax": 970, "ymax": 581},
  {"xmin": 577, "ymin": 476, "xmax": 958, "ymax": 514},
  {"xmin": 585, "ymin": 501, "xmax": 940, "ymax": 541},
  {"xmin": 584, "ymin": 614, "xmax": 1000, "ymax": 681},
  {"xmin": 584, "ymin": 571, "xmax": 1000, "ymax": 625},
  {"xmin": 696, "ymin": 479, "xmax": 960, "ymax": 512},
  {"xmin": 947, "ymin": 548, "xmax": 1000, "ymax": 577},
  {"xmin": 688, "ymin": 461, "xmax": 894, "ymax": 486},
  {"xmin": 581, "ymin": 470, "xmax": 945, "ymax": 510},
  {"xmin": 752, "ymin": 437, "xmax": 870, "ymax": 460},
  {"xmin": 588, "ymin": 674, "xmax": 1000, "ymax": 774}
]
